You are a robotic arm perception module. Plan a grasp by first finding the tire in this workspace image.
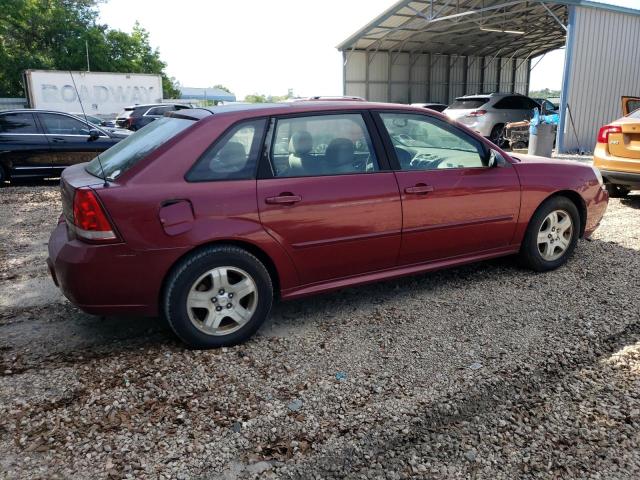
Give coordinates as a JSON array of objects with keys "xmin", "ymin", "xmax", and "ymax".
[
  {"xmin": 519, "ymin": 196, "xmax": 580, "ymax": 272},
  {"xmin": 0, "ymin": 164, "xmax": 7, "ymax": 185},
  {"xmin": 605, "ymin": 183, "xmax": 630, "ymax": 198},
  {"xmin": 489, "ymin": 124, "xmax": 506, "ymax": 147},
  {"xmin": 163, "ymin": 245, "xmax": 273, "ymax": 349}
]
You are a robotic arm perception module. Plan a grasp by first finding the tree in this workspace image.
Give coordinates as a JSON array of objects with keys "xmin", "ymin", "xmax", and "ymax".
[
  {"xmin": 213, "ymin": 84, "xmax": 232, "ymax": 93},
  {"xmin": 0, "ymin": 1, "xmax": 179, "ymax": 98},
  {"xmin": 244, "ymin": 94, "xmax": 268, "ymax": 103},
  {"xmin": 243, "ymin": 89, "xmax": 296, "ymax": 103}
]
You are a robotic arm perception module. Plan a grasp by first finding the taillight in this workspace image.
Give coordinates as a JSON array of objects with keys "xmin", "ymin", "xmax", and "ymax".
[
  {"xmin": 72, "ymin": 188, "xmax": 118, "ymax": 242},
  {"xmin": 126, "ymin": 117, "xmax": 134, "ymax": 128},
  {"xmin": 597, "ymin": 125, "xmax": 622, "ymax": 144},
  {"xmin": 467, "ymin": 110, "xmax": 487, "ymax": 117}
]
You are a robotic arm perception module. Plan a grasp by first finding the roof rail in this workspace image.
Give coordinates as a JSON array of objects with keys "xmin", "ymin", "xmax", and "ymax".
[{"xmin": 293, "ymin": 96, "xmax": 367, "ymax": 102}]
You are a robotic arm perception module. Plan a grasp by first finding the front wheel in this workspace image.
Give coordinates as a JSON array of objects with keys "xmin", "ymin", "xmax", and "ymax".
[
  {"xmin": 163, "ymin": 246, "xmax": 273, "ymax": 349},
  {"xmin": 520, "ymin": 196, "xmax": 580, "ymax": 271}
]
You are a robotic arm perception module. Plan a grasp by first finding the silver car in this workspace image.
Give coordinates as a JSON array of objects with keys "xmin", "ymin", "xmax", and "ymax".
[{"xmin": 444, "ymin": 93, "xmax": 540, "ymax": 145}]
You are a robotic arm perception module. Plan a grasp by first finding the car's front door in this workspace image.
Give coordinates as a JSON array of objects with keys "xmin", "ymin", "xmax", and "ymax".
[
  {"xmin": 38, "ymin": 113, "xmax": 114, "ymax": 173},
  {"xmin": 257, "ymin": 112, "xmax": 402, "ymax": 285},
  {"xmin": 375, "ymin": 111, "xmax": 521, "ymax": 265}
]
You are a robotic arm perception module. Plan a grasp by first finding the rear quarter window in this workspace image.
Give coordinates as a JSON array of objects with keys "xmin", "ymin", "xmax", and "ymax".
[{"xmin": 186, "ymin": 118, "xmax": 266, "ymax": 181}]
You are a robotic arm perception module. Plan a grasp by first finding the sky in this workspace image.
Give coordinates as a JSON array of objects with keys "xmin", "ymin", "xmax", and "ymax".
[{"xmin": 98, "ymin": 0, "xmax": 638, "ymax": 99}]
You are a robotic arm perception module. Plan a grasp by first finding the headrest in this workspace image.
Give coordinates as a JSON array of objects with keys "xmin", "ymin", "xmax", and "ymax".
[
  {"xmin": 325, "ymin": 138, "xmax": 354, "ymax": 159},
  {"xmin": 289, "ymin": 131, "xmax": 313, "ymax": 155},
  {"xmin": 219, "ymin": 141, "xmax": 246, "ymax": 161}
]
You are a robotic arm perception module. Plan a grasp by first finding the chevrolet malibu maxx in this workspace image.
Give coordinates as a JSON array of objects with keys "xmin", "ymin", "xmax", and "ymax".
[{"xmin": 47, "ymin": 102, "xmax": 608, "ymax": 348}]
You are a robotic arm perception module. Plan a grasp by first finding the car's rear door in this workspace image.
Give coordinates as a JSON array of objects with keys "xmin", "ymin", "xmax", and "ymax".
[
  {"xmin": 257, "ymin": 111, "xmax": 402, "ymax": 285},
  {"xmin": 375, "ymin": 111, "xmax": 521, "ymax": 265},
  {"xmin": 38, "ymin": 112, "xmax": 113, "ymax": 172},
  {"xmin": 0, "ymin": 111, "xmax": 52, "ymax": 177}
]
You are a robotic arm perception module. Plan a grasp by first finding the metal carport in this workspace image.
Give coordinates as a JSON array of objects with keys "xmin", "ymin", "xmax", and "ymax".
[{"xmin": 338, "ymin": 0, "xmax": 640, "ymax": 153}]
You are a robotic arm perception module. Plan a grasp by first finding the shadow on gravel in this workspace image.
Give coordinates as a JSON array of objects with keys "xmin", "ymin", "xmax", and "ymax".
[
  {"xmin": 620, "ymin": 193, "xmax": 640, "ymax": 210},
  {"xmin": 0, "ymin": 303, "xmax": 175, "ymax": 375}
]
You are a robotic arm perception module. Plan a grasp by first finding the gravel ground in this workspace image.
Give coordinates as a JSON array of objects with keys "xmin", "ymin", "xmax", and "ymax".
[{"xmin": 1, "ymin": 181, "xmax": 639, "ymax": 479}]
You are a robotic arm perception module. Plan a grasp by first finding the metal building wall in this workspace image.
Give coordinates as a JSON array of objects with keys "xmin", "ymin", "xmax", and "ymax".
[
  {"xmin": 560, "ymin": 5, "xmax": 640, "ymax": 153},
  {"xmin": 345, "ymin": 51, "xmax": 530, "ymax": 104}
]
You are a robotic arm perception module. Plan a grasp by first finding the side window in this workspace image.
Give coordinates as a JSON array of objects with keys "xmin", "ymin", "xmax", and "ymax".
[
  {"xmin": 40, "ymin": 113, "xmax": 90, "ymax": 135},
  {"xmin": 269, "ymin": 113, "xmax": 379, "ymax": 177},
  {"xmin": 493, "ymin": 97, "xmax": 516, "ymax": 109},
  {"xmin": 0, "ymin": 113, "xmax": 39, "ymax": 134},
  {"xmin": 186, "ymin": 118, "xmax": 266, "ymax": 181},
  {"xmin": 379, "ymin": 113, "xmax": 487, "ymax": 170}
]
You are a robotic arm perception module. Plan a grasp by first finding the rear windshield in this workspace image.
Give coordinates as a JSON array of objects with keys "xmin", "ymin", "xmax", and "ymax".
[
  {"xmin": 629, "ymin": 108, "xmax": 640, "ymax": 119},
  {"xmin": 85, "ymin": 117, "xmax": 193, "ymax": 180},
  {"xmin": 448, "ymin": 98, "xmax": 490, "ymax": 110}
]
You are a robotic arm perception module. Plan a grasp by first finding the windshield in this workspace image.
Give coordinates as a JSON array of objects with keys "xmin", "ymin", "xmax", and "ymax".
[
  {"xmin": 448, "ymin": 98, "xmax": 489, "ymax": 110},
  {"xmin": 629, "ymin": 108, "xmax": 640, "ymax": 119},
  {"xmin": 85, "ymin": 117, "xmax": 193, "ymax": 180}
]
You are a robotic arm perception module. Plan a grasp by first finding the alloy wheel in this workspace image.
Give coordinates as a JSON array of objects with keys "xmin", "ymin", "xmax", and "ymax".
[
  {"xmin": 537, "ymin": 209, "xmax": 573, "ymax": 261},
  {"xmin": 186, "ymin": 266, "xmax": 258, "ymax": 336}
]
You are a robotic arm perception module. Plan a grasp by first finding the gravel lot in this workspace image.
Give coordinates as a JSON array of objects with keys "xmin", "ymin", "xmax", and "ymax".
[{"xmin": 1, "ymin": 181, "xmax": 639, "ymax": 479}]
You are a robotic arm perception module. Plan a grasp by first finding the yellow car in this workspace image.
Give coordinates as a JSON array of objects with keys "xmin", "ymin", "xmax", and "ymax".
[{"xmin": 594, "ymin": 96, "xmax": 640, "ymax": 197}]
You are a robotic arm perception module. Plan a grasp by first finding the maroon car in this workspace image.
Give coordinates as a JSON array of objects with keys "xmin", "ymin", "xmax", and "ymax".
[{"xmin": 47, "ymin": 102, "xmax": 608, "ymax": 348}]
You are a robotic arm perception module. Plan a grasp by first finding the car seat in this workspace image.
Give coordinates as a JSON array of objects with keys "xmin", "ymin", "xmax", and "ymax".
[
  {"xmin": 288, "ymin": 131, "xmax": 320, "ymax": 176},
  {"xmin": 325, "ymin": 138, "xmax": 356, "ymax": 173}
]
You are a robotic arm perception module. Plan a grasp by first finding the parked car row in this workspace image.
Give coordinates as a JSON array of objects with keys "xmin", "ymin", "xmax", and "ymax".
[
  {"xmin": 412, "ymin": 93, "xmax": 557, "ymax": 147},
  {"xmin": 0, "ymin": 103, "xmax": 193, "ymax": 183},
  {"xmin": 0, "ymin": 109, "xmax": 123, "ymax": 182}
]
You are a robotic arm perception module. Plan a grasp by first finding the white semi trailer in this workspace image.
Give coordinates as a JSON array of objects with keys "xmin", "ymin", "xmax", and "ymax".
[{"xmin": 23, "ymin": 70, "xmax": 163, "ymax": 119}]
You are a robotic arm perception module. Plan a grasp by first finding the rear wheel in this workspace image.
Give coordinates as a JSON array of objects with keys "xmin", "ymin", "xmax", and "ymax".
[
  {"xmin": 520, "ymin": 196, "xmax": 580, "ymax": 271},
  {"xmin": 163, "ymin": 246, "xmax": 273, "ymax": 349},
  {"xmin": 605, "ymin": 183, "xmax": 630, "ymax": 198}
]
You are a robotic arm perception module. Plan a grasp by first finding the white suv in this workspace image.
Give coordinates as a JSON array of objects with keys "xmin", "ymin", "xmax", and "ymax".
[{"xmin": 444, "ymin": 93, "xmax": 540, "ymax": 145}]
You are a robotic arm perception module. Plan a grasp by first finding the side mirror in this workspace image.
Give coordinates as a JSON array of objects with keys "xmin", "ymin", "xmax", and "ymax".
[
  {"xmin": 88, "ymin": 129, "xmax": 100, "ymax": 142},
  {"xmin": 487, "ymin": 150, "xmax": 501, "ymax": 168}
]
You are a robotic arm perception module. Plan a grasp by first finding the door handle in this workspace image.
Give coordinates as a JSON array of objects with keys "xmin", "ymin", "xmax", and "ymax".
[
  {"xmin": 51, "ymin": 137, "xmax": 66, "ymax": 143},
  {"xmin": 265, "ymin": 194, "xmax": 302, "ymax": 205},
  {"xmin": 404, "ymin": 184, "xmax": 434, "ymax": 195}
]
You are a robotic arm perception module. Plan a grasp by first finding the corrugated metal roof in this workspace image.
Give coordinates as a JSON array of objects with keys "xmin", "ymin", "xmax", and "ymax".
[
  {"xmin": 337, "ymin": 1, "xmax": 639, "ymax": 58},
  {"xmin": 180, "ymin": 87, "xmax": 236, "ymax": 102}
]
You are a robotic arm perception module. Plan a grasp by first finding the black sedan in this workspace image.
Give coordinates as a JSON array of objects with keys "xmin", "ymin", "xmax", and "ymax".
[{"xmin": 0, "ymin": 110, "xmax": 123, "ymax": 184}]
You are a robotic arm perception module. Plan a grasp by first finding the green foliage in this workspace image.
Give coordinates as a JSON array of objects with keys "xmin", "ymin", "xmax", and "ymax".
[
  {"xmin": 529, "ymin": 88, "xmax": 561, "ymax": 99},
  {"xmin": 213, "ymin": 84, "xmax": 232, "ymax": 94},
  {"xmin": 243, "ymin": 89, "xmax": 295, "ymax": 103},
  {"xmin": 0, "ymin": 1, "xmax": 180, "ymax": 98}
]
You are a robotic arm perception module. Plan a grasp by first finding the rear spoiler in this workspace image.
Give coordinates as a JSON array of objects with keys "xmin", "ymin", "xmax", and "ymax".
[{"xmin": 164, "ymin": 108, "xmax": 214, "ymax": 121}]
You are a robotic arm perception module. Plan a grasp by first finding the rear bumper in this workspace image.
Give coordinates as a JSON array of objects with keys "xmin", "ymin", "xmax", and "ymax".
[
  {"xmin": 600, "ymin": 169, "xmax": 640, "ymax": 187},
  {"xmin": 47, "ymin": 222, "xmax": 186, "ymax": 316}
]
